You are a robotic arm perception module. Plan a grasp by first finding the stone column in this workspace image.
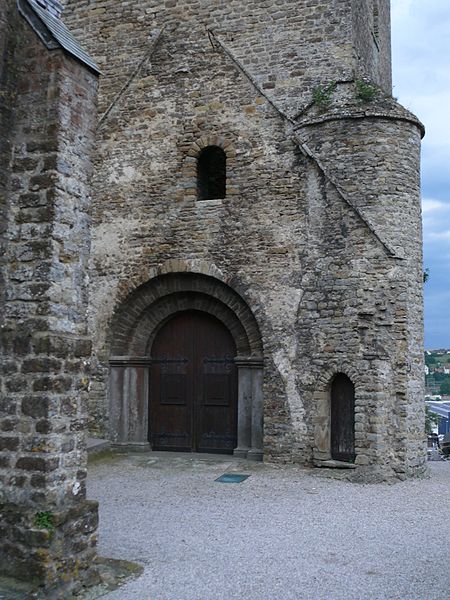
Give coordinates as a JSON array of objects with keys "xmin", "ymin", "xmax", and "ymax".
[
  {"xmin": 109, "ymin": 362, "xmax": 127, "ymax": 444},
  {"xmin": 233, "ymin": 359, "xmax": 253, "ymax": 458},
  {"xmin": 247, "ymin": 362, "xmax": 264, "ymax": 461},
  {"xmin": 109, "ymin": 357, "xmax": 151, "ymax": 450},
  {"xmin": 312, "ymin": 389, "xmax": 331, "ymax": 463}
]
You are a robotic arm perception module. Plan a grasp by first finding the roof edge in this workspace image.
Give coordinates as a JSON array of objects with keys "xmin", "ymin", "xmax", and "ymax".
[{"xmin": 17, "ymin": 0, "xmax": 100, "ymax": 75}]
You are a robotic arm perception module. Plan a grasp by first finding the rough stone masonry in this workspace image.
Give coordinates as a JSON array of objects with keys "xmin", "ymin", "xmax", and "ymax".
[
  {"xmin": 0, "ymin": 0, "xmax": 100, "ymax": 595},
  {"xmin": 0, "ymin": 0, "xmax": 427, "ymax": 590},
  {"xmin": 61, "ymin": 0, "xmax": 426, "ymax": 480}
]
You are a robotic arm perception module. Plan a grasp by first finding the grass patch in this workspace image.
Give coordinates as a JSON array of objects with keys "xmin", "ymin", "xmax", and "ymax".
[{"xmin": 34, "ymin": 511, "xmax": 55, "ymax": 532}]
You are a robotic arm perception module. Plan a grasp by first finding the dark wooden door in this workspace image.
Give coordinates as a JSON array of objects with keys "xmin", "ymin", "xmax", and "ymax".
[
  {"xmin": 149, "ymin": 311, "xmax": 237, "ymax": 454},
  {"xmin": 330, "ymin": 374, "xmax": 356, "ymax": 462}
]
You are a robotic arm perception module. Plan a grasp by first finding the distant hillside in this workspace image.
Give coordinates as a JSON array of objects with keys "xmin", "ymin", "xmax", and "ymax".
[
  {"xmin": 425, "ymin": 351, "xmax": 450, "ymax": 395},
  {"xmin": 425, "ymin": 351, "xmax": 450, "ymax": 365}
]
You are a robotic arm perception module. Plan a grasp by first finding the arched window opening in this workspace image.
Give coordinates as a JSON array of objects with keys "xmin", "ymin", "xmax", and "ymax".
[
  {"xmin": 330, "ymin": 373, "xmax": 356, "ymax": 463},
  {"xmin": 197, "ymin": 146, "xmax": 226, "ymax": 200}
]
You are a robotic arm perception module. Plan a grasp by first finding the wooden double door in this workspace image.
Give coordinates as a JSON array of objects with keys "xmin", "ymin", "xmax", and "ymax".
[{"xmin": 149, "ymin": 311, "xmax": 238, "ymax": 454}]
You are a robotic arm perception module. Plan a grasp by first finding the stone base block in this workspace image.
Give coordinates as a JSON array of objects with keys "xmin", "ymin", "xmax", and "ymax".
[
  {"xmin": 233, "ymin": 447, "xmax": 249, "ymax": 459},
  {"xmin": 0, "ymin": 499, "xmax": 99, "ymax": 598},
  {"xmin": 314, "ymin": 459, "xmax": 357, "ymax": 469},
  {"xmin": 247, "ymin": 449, "xmax": 264, "ymax": 462},
  {"xmin": 111, "ymin": 442, "xmax": 151, "ymax": 452}
]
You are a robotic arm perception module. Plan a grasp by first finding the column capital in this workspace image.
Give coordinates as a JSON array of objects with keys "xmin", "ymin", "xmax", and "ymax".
[
  {"xmin": 109, "ymin": 356, "xmax": 152, "ymax": 367},
  {"xmin": 234, "ymin": 355, "xmax": 263, "ymax": 368}
]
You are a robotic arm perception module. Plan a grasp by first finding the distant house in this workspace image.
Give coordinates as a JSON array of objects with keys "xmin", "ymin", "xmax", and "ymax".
[{"xmin": 425, "ymin": 364, "xmax": 429, "ymax": 375}]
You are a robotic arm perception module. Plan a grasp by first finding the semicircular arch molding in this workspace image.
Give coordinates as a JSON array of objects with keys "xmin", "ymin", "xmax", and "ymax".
[{"xmin": 109, "ymin": 272, "xmax": 263, "ymax": 357}]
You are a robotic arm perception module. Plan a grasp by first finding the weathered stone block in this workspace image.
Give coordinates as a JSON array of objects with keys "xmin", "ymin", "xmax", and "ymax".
[
  {"xmin": 21, "ymin": 396, "xmax": 52, "ymax": 418},
  {"xmin": 32, "ymin": 376, "xmax": 73, "ymax": 393},
  {"xmin": 0, "ymin": 436, "xmax": 20, "ymax": 451},
  {"xmin": 35, "ymin": 419, "xmax": 53, "ymax": 434},
  {"xmin": 16, "ymin": 456, "xmax": 59, "ymax": 472},
  {"xmin": 22, "ymin": 357, "xmax": 62, "ymax": 373}
]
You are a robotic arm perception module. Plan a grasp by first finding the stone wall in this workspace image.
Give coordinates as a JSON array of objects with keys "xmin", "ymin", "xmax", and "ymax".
[
  {"xmin": 64, "ymin": 0, "xmax": 388, "ymax": 118},
  {"xmin": 63, "ymin": 0, "xmax": 426, "ymax": 479},
  {"xmin": 0, "ymin": 0, "xmax": 16, "ymax": 346},
  {"xmin": 352, "ymin": 0, "xmax": 392, "ymax": 92},
  {"xmin": 0, "ymin": 3, "xmax": 100, "ymax": 594}
]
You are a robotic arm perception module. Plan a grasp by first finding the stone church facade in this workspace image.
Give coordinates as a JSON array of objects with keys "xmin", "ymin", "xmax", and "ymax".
[
  {"xmin": 0, "ymin": 0, "xmax": 427, "ymax": 592},
  {"xmin": 62, "ymin": 0, "xmax": 426, "ymax": 480},
  {"xmin": 59, "ymin": 0, "xmax": 424, "ymax": 478},
  {"xmin": 2, "ymin": 0, "xmax": 425, "ymax": 552}
]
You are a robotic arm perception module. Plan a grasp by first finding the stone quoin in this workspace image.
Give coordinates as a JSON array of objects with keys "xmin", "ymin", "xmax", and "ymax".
[{"xmin": 0, "ymin": 0, "xmax": 100, "ymax": 595}]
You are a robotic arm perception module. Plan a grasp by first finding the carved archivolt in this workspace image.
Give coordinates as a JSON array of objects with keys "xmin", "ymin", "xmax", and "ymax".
[{"xmin": 109, "ymin": 270, "xmax": 263, "ymax": 357}]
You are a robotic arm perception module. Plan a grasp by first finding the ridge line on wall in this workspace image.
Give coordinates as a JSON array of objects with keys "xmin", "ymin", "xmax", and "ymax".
[
  {"xmin": 209, "ymin": 29, "xmax": 401, "ymax": 259},
  {"xmin": 97, "ymin": 27, "xmax": 165, "ymax": 130},
  {"xmin": 294, "ymin": 137, "xmax": 400, "ymax": 258},
  {"xmin": 207, "ymin": 29, "xmax": 295, "ymax": 124}
]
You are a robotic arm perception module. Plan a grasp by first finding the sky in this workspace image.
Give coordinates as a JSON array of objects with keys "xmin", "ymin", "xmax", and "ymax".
[{"xmin": 391, "ymin": 0, "xmax": 450, "ymax": 349}]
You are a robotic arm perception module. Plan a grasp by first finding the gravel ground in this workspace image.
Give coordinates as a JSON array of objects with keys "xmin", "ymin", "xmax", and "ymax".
[{"xmin": 88, "ymin": 453, "xmax": 450, "ymax": 600}]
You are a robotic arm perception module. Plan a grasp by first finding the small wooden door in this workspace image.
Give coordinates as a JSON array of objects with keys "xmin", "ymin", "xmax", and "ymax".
[
  {"xmin": 149, "ymin": 311, "xmax": 237, "ymax": 454},
  {"xmin": 330, "ymin": 374, "xmax": 356, "ymax": 462}
]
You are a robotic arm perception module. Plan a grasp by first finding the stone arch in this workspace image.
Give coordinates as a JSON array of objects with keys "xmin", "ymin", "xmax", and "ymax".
[
  {"xmin": 112, "ymin": 258, "xmax": 229, "ymax": 314},
  {"xmin": 108, "ymin": 272, "xmax": 264, "ymax": 460},
  {"xmin": 110, "ymin": 272, "xmax": 262, "ymax": 356}
]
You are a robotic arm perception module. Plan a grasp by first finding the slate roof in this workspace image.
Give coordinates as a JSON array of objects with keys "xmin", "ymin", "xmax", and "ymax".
[{"xmin": 17, "ymin": 0, "xmax": 100, "ymax": 74}]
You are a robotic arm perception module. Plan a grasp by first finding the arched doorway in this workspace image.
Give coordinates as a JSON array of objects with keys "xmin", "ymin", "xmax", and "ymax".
[
  {"xmin": 149, "ymin": 311, "xmax": 237, "ymax": 453},
  {"xmin": 108, "ymin": 272, "xmax": 264, "ymax": 460},
  {"xmin": 330, "ymin": 374, "xmax": 356, "ymax": 462}
]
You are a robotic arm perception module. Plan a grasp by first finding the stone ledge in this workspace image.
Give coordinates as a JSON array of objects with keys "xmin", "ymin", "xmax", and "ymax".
[
  {"xmin": 314, "ymin": 459, "xmax": 357, "ymax": 469},
  {"xmin": 87, "ymin": 438, "xmax": 111, "ymax": 455}
]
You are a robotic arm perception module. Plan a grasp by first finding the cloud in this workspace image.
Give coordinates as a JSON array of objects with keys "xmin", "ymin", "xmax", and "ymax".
[
  {"xmin": 393, "ymin": 3, "xmax": 450, "ymax": 347},
  {"xmin": 422, "ymin": 198, "xmax": 450, "ymax": 241},
  {"xmin": 391, "ymin": 0, "xmax": 414, "ymax": 21},
  {"xmin": 428, "ymin": 231, "xmax": 450, "ymax": 240},
  {"xmin": 422, "ymin": 198, "xmax": 447, "ymax": 214}
]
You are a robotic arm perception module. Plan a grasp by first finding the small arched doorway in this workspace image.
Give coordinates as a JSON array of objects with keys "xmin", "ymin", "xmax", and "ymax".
[
  {"xmin": 149, "ymin": 310, "xmax": 237, "ymax": 453},
  {"xmin": 330, "ymin": 373, "xmax": 356, "ymax": 462}
]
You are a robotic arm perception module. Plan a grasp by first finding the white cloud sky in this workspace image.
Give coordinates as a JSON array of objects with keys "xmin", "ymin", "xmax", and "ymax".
[
  {"xmin": 392, "ymin": 0, "xmax": 450, "ymax": 347},
  {"xmin": 422, "ymin": 198, "xmax": 447, "ymax": 214},
  {"xmin": 428, "ymin": 231, "xmax": 450, "ymax": 240}
]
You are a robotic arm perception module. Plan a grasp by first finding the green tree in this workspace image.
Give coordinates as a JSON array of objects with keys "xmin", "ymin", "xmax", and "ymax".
[{"xmin": 440, "ymin": 380, "xmax": 450, "ymax": 395}]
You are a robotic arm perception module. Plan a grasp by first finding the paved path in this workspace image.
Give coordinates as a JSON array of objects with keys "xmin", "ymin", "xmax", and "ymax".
[{"xmin": 88, "ymin": 453, "xmax": 450, "ymax": 600}]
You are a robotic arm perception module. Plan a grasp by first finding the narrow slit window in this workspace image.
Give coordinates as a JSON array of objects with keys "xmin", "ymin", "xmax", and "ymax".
[{"xmin": 197, "ymin": 146, "xmax": 226, "ymax": 200}]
